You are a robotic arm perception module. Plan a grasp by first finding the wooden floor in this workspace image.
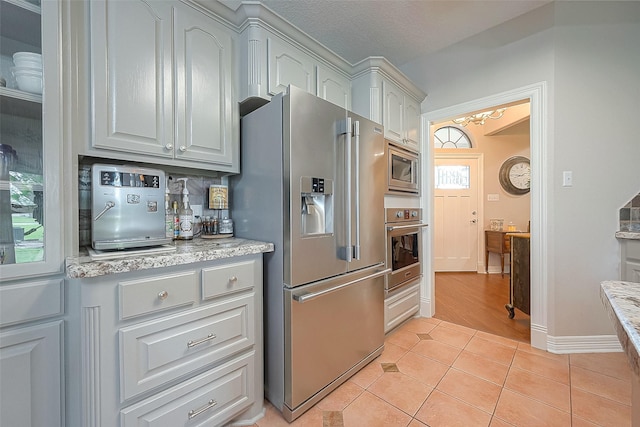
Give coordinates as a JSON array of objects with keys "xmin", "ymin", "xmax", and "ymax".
[{"xmin": 433, "ymin": 272, "xmax": 531, "ymax": 343}]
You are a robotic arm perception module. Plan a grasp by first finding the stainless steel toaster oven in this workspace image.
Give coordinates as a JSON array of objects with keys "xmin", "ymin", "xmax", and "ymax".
[{"xmin": 91, "ymin": 164, "xmax": 171, "ymax": 250}]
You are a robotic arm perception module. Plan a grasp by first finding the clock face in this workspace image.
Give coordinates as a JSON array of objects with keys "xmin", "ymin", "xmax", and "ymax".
[
  {"xmin": 499, "ymin": 156, "xmax": 530, "ymax": 195},
  {"xmin": 508, "ymin": 163, "xmax": 531, "ymax": 190}
]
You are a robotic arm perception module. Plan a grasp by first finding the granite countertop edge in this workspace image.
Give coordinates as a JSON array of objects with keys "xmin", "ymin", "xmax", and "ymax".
[
  {"xmin": 66, "ymin": 238, "xmax": 274, "ymax": 279},
  {"xmin": 616, "ymin": 231, "xmax": 640, "ymax": 240},
  {"xmin": 600, "ymin": 280, "xmax": 640, "ymax": 377}
]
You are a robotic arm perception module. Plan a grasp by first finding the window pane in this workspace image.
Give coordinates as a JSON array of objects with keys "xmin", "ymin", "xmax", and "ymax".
[
  {"xmin": 435, "ymin": 165, "xmax": 470, "ymax": 189},
  {"xmin": 433, "ymin": 126, "xmax": 471, "ymax": 149}
]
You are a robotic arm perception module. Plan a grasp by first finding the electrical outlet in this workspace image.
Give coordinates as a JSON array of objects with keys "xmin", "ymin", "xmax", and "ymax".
[{"xmin": 192, "ymin": 204, "xmax": 203, "ymax": 218}]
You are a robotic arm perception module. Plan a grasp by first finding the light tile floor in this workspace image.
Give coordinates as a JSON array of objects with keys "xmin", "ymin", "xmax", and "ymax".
[{"xmin": 252, "ymin": 317, "xmax": 632, "ymax": 427}]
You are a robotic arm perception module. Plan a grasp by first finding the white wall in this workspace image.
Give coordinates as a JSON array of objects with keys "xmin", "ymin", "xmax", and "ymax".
[{"xmin": 402, "ymin": 1, "xmax": 640, "ymax": 340}]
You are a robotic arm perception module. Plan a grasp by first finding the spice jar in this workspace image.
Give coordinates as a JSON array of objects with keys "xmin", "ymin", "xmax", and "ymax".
[{"xmin": 219, "ymin": 217, "xmax": 233, "ymax": 235}]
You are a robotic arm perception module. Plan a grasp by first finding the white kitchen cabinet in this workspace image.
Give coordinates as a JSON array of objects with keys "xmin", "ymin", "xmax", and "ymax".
[
  {"xmin": 0, "ymin": 0, "xmax": 63, "ymax": 279},
  {"xmin": 0, "ymin": 320, "xmax": 63, "ymax": 427},
  {"xmin": 89, "ymin": 0, "xmax": 238, "ymax": 173},
  {"xmin": 621, "ymin": 238, "xmax": 640, "ymax": 282},
  {"xmin": 239, "ymin": 23, "xmax": 352, "ymax": 112},
  {"xmin": 65, "ymin": 254, "xmax": 264, "ymax": 427},
  {"xmin": 384, "ymin": 282, "xmax": 420, "ymax": 333},
  {"xmin": 352, "ymin": 58, "xmax": 426, "ymax": 152}
]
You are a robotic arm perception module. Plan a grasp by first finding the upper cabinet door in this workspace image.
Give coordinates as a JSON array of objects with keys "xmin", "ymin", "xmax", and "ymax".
[
  {"xmin": 316, "ymin": 64, "xmax": 351, "ymax": 110},
  {"xmin": 90, "ymin": 0, "xmax": 174, "ymax": 157},
  {"xmin": 0, "ymin": 0, "xmax": 63, "ymax": 279},
  {"xmin": 267, "ymin": 37, "xmax": 314, "ymax": 96},
  {"xmin": 383, "ymin": 80, "xmax": 404, "ymax": 144},
  {"xmin": 174, "ymin": 6, "xmax": 237, "ymax": 169},
  {"xmin": 404, "ymin": 96, "xmax": 421, "ymax": 150}
]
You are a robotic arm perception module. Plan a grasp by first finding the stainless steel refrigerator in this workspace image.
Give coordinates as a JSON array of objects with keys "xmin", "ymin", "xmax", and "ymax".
[{"xmin": 231, "ymin": 86, "xmax": 387, "ymax": 421}]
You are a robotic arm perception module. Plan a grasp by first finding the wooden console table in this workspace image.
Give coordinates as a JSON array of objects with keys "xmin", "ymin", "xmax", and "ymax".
[
  {"xmin": 505, "ymin": 233, "xmax": 531, "ymax": 319},
  {"xmin": 485, "ymin": 230, "xmax": 510, "ymax": 276}
]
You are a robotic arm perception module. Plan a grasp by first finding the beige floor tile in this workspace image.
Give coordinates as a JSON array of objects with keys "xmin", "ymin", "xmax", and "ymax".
[
  {"xmin": 378, "ymin": 342, "xmax": 409, "ymax": 363},
  {"xmin": 494, "ymin": 388, "xmax": 571, "ymax": 427},
  {"xmin": 571, "ymin": 364, "xmax": 632, "ymax": 405},
  {"xmin": 569, "ymin": 352, "xmax": 631, "ymax": 380},
  {"xmin": 452, "ymin": 350, "xmax": 510, "ymax": 386},
  {"xmin": 511, "ymin": 349, "xmax": 570, "ymax": 384},
  {"xmin": 475, "ymin": 330, "xmax": 519, "ymax": 349},
  {"xmin": 410, "ymin": 338, "xmax": 462, "ymax": 366},
  {"xmin": 489, "ymin": 417, "xmax": 516, "ymax": 427},
  {"xmin": 386, "ymin": 328, "xmax": 421, "ymax": 351},
  {"xmin": 428, "ymin": 324, "xmax": 474, "ymax": 349},
  {"xmin": 349, "ymin": 358, "xmax": 383, "ymax": 389},
  {"xmin": 257, "ymin": 400, "xmax": 324, "ymax": 426},
  {"xmin": 436, "ymin": 368, "xmax": 502, "ymax": 413},
  {"xmin": 571, "ymin": 387, "xmax": 632, "ymax": 427},
  {"xmin": 414, "ymin": 389, "xmax": 492, "ymax": 427},
  {"xmin": 571, "ymin": 415, "xmax": 602, "ymax": 427},
  {"xmin": 408, "ymin": 419, "xmax": 428, "ymax": 427},
  {"xmin": 396, "ymin": 350, "xmax": 449, "ymax": 387},
  {"xmin": 315, "ymin": 380, "xmax": 364, "ymax": 412},
  {"xmin": 436, "ymin": 320, "xmax": 478, "ymax": 336},
  {"xmin": 398, "ymin": 317, "xmax": 439, "ymax": 335},
  {"xmin": 504, "ymin": 367, "xmax": 570, "ymax": 412},
  {"xmin": 368, "ymin": 371, "xmax": 433, "ymax": 416},
  {"xmin": 341, "ymin": 390, "xmax": 412, "ymax": 427},
  {"xmin": 464, "ymin": 336, "xmax": 516, "ymax": 366}
]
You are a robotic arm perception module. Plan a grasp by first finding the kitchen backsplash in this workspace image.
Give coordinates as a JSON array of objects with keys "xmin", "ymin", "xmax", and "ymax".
[
  {"xmin": 619, "ymin": 192, "xmax": 640, "ymax": 232},
  {"xmin": 78, "ymin": 163, "xmax": 228, "ymax": 247}
]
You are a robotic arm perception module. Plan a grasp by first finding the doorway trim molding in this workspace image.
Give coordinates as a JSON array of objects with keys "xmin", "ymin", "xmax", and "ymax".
[{"xmin": 421, "ymin": 81, "xmax": 548, "ymax": 350}]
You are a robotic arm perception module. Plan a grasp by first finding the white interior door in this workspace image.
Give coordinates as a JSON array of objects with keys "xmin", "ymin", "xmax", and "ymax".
[{"xmin": 434, "ymin": 156, "xmax": 480, "ymax": 271}]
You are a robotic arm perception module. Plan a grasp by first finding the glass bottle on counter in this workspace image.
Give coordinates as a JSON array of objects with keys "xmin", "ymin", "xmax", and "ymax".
[{"xmin": 172, "ymin": 201, "xmax": 179, "ymax": 240}]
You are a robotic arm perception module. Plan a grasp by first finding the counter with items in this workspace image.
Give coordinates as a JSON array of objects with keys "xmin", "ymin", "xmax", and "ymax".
[
  {"xmin": 600, "ymin": 280, "xmax": 640, "ymax": 426},
  {"xmin": 64, "ymin": 237, "xmax": 273, "ymax": 427},
  {"xmin": 66, "ymin": 237, "xmax": 273, "ymax": 279}
]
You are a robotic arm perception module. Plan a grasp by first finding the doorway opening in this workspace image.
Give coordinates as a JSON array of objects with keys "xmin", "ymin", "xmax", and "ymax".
[{"xmin": 425, "ymin": 92, "xmax": 546, "ymax": 348}]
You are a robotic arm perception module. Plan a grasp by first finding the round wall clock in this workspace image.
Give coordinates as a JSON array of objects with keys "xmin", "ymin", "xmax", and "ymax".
[{"xmin": 499, "ymin": 156, "xmax": 530, "ymax": 195}]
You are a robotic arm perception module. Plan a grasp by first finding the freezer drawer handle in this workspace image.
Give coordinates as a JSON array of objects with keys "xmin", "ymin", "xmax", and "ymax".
[
  {"xmin": 293, "ymin": 268, "xmax": 391, "ymax": 303},
  {"xmin": 188, "ymin": 399, "xmax": 217, "ymax": 419},
  {"xmin": 187, "ymin": 333, "xmax": 217, "ymax": 348}
]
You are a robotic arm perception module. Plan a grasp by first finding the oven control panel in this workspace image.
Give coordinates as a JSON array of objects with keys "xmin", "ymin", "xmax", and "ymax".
[{"xmin": 386, "ymin": 208, "xmax": 422, "ymax": 223}]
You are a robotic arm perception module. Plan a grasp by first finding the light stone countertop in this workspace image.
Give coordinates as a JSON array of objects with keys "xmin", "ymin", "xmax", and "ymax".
[
  {"xmin": 66, "ymin": 238, "xmax": 274, "ymax": 279},
  {"xmin": 600, "ymin": 280, "xmax": 640, "ymax": 377},
  {"xmin": 616, "ymin": 231, "xmax": 640, "ymax": 240}
]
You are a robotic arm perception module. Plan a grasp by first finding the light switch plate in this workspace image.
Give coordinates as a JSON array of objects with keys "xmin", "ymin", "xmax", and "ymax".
[
  {"xmin": 562, "ymin": 171, "xmax": 573, "ymax": 187},
  {"xmin": 487, "ymin": 193, "xmax": 500, "ymax": 201},
  {"xmin": 192, "ymin": 204, "xmax": 203, "ymax": 218}
]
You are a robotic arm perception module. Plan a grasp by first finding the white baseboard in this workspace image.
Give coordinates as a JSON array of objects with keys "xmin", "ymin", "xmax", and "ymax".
[
  {"xmin": 546, "ymin": 334, "xmax": 623, "ymax": 354},
  {"xmin": 420, "ymin": 296, "xmax": 433, "ymax": 317}
]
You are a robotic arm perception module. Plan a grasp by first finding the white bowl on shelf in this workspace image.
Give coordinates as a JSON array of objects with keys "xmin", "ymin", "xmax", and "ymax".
[
  {"xmin": 13, "ymin": 59, "xmax": 42, "ymax": 71},
  {"xmin": 13, "ymin": 52, "xmax": 42, "ymax": 64},
  {"xmin": 12, "ymin": 67, "xmax": 43, "ymax": 94}
]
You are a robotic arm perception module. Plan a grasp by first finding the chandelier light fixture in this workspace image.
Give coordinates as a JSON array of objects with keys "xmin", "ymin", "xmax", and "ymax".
[{"xmin": 452, "ymin": 108, "xmax": 507, "ymax": 126}]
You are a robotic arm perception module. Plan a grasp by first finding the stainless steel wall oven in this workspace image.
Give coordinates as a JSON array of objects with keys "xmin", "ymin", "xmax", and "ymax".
[{"xmin": 386, "ymin": 208, "xmax": 427, "ymax": 294}]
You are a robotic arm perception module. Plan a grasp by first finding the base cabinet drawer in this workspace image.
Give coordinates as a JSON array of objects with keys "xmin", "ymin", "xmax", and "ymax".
[
  {"xmin": 120, "ymin": 292, "xmax": 255, "ymax": 400},
  {"xmin": 385, "ymin": 283, "xmax": 420, "ymax": 333},
  {"xmin": 121, "ymin": 351, "xmax": 255, "ymax": 427}
]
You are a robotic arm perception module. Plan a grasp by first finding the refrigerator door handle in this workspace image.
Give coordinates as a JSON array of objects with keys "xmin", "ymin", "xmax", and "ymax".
[
  {"xmin": 292, "ymin": 267, "xmax": 391, "ymax": 303},
  {"xmin": 341, "ymin": 117, "xmax": 353, "ymax": 262},
  {"xmin": 353, "ymin": 120, "xmax": 361, "ymax": 260}
]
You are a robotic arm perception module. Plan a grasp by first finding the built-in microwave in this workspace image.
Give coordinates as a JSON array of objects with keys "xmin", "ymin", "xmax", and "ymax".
[{"xmin": 387, "ymin": 141, "xmax": 420, "ymax": 195}]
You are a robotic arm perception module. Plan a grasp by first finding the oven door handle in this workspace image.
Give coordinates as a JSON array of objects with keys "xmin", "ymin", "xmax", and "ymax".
[
  {"xmin": 386, "ymin": 223, "xmax": 429, "ymax": 231},
  {"xmin": 292, "ymin": 268, "xmax": 391, "ymax": 303}
]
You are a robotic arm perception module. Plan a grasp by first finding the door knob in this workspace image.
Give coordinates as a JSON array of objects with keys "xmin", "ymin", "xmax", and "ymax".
[
  {"xmin": 471, "ymin": 219, "xmax": 477, "ymax": 223},
  {"xmin": 472, "ymin": 211, "xmax": 477, "ymax": 215}
]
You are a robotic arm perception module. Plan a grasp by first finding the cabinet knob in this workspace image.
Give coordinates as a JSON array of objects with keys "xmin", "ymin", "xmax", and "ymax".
[
  {"xmin": 158, "ymin": 290, "xmax": 169, "ymax": 300},
  {"xmin": 165, "ymin": 143, "xmax": 173, "ymax": 150},
  {"xmin": 229, "ymin": 276, "xmax": 238, "ymax": 284},
  {"xmin": 179, "ymin": 145, "xmax": 187, "ymax": 152}
]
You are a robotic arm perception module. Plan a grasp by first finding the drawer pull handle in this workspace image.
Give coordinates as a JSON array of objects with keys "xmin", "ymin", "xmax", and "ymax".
[
  {"xmin": 188, "ymin": 399, "xmax": 217, "ymax": 419},
  {"xmin": 229, "ymin": 276, "xmax": 238, "ymax": 284},
  {"xmin": 187, "ymin": 333, "xmax": 216, "ymax": 348},
  {"xmin": 158, "ymin": 290, "xmax": 169, "ymax": 300}
]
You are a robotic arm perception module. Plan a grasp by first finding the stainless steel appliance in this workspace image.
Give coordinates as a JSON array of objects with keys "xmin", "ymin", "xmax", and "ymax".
[
  {"xmin": 91, "ymin": 164, "xmax": 171, "ymax": 250},
  {"xmin": 386, "ymin": 208, "xmax": 427, "ymax": 294},
  {"xmin": 387, "ymin": 141, "xmax": 420, "ymax": 195},
  {"xmin": 231, "ymin": 86, "xmax": 388, "ymax": 422}
]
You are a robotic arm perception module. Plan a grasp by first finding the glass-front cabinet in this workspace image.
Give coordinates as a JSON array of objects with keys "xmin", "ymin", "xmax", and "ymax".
[{"xmin": 0, "ymin": 0, "xmax": 62, "ymax": 280}]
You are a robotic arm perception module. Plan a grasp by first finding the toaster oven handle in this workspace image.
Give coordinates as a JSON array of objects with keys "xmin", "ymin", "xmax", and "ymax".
[
  {"xmin": 386, "ymin": 223, "xmax": 429, "ymax": 231},
  {"xmin": 94, "ymin": 201, "xmax": 115, "ymax": 221}
]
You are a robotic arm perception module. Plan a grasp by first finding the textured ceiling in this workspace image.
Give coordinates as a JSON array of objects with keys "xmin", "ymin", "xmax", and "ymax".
[{"xmin": 252, "ymin": 0, "xmax": 552, "ymax": 68}]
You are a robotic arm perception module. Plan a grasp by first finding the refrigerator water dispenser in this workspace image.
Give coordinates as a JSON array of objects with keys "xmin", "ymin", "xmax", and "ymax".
[{"xmin": 300, "ymin": 176, "xmax": 333, "ymax": 236}]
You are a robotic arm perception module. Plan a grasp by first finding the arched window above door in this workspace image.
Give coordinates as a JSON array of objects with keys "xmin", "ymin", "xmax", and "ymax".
[{"xmin": 434, "ymin": 126, "xmax": 472, "ymax": 148}]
